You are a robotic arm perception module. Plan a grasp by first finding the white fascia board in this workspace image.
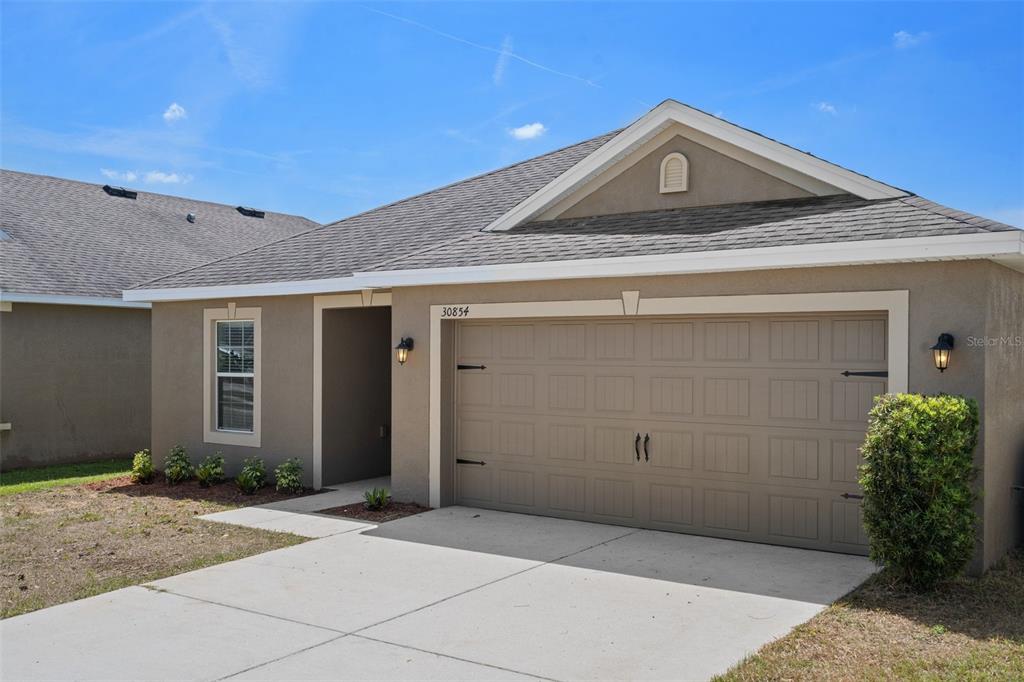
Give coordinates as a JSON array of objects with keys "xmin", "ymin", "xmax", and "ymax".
[
  {"xmin": 0, "ymin": 291, "xmax": 151, "ymax": 309},
  {"xmin": 123, "ymin": 275, "xmax": 378, "ymax": 303},
  {"xmin": 355, "ymin": 231, "xmax": 1024, "ymax": 288},
  {"xmin": 485, "ymin": 100, "xmax": 908, "ymax": 232},
  {"xmin": 121, "ymin": 231, "xmax": 1023, "ymax": 302}
]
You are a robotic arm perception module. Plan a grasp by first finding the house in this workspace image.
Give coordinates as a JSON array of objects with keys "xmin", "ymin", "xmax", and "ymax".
[
  {"xmin": 0, "ymin": 170, "xmax": 317, "ymax": 469},
  {"xmin": 124, "ymin": 100, "xmax": 1024, "ymax": 570}
]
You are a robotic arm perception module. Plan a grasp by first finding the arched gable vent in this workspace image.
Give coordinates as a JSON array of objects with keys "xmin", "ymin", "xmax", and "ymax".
[{"xmin": 659, "ymin": 152, "xmax": 689, "ymax": 193}]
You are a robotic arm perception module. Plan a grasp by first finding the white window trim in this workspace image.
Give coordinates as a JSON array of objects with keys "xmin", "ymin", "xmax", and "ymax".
[
  {"xmin": 311, "ymin": 290, "xmax": 392, "ymax": 489},
  {"xmin": 427, "ymin": 289, "xmax": 910, "ymax": 507},
  {"xmin": 204, "ymin": 306, "xmax": 261, "ymax": 448},
  {"xmin": 659, "ymin": 152, "xmax": 689, "ymax": 193}
]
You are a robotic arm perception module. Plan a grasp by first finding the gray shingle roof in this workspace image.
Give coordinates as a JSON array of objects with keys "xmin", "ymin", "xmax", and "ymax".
[
  {"xmin": 0, "ymin": 170, "xmax": 317, "ymax": 298},
  {"xmin": 131, "ymin": 131, "xmax": 620, "ymax": 290},
  {"xmin": 128, "ymin": 122, "xmax": 1018, "ymax": 292},
  {"xmin": 367, "ymin": 194, "xmax": 1019, "ymax": 271}
]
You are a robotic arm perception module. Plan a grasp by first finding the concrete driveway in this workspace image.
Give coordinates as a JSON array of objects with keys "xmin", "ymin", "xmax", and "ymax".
[{"xmin": 2, "ymin": 507, "xmax": 874, "ymax": 681}]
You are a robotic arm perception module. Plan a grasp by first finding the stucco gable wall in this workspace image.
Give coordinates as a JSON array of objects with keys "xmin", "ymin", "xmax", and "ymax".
[{"xmin": 555, "ymin": 134, "xmax": 820, "ymax": 220}]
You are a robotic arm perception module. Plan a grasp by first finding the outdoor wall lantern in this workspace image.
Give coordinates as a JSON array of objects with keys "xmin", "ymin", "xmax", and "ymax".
[
  {"xmin": 930, "ymin": 333, "xmax": 954, "ymax": 372},
  {"xmin": 395, "ymin": 337, "xmax": 414, "ymax": 365}
]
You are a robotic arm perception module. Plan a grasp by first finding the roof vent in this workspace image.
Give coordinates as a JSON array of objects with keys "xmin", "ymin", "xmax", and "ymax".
[
  {"xmin": 102, "ymin": 185, "xmax": 138, "ymax": 199},
  {"xmin": 659, "ymin": 153, "xmax": 689, "ymax": 194},
  {"xmin": 187, "ymin": 213, "xmax": 197, "ymax": 223},
  {"xmin": 0, "ymin": 228, "xmax": 11, "ymax": 242},
  {"xmin": 236, "ymin": 206, "xmax": 265, "ymax": 219}
]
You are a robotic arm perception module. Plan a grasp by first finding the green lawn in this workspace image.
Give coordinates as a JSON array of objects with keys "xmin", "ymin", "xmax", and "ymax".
[{"xmin": 0, "ymin": 458, "xmax": 132, "ymax": 496}]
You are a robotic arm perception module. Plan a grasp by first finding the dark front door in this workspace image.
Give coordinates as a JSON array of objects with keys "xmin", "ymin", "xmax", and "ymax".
[{"xmin": 322, "ymin": 306, "xmax": 392, "ymax": 485}]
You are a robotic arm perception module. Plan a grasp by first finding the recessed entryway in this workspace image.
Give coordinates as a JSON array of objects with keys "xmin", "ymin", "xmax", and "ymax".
[{"xmin": 320, "ymin": 306, "xmax": 392, "ymax": 486}]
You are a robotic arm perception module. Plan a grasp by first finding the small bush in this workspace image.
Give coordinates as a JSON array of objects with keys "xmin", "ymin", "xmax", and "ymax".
[
  {"xmin": 195, "ymin": 454, "xmax": 225, "ymax": 487},
  {"xmin": 274, "ymin": 458, "xmax": 303, "ymax": 494},
  {"xmin": 236, "ymin": 457, "xmax": 266, "ymax": 495},
  {"xmin": 860, "ymin": 393, "xmax": 979, "ymax": 590},
  {"xmin": 164, "ymin": 445, "xmax": 194, "ymax": 485},
  {"xmin": 131, "ymin": 449, "xmax": 155, "ymax": 484},
  {"xmin": 363, "ymin": 486, "xmax": 390, "ymax": 510}
]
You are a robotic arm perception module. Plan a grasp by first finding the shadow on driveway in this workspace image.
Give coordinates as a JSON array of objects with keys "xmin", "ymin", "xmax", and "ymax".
[{"xmin": 363, "ymin": 506, "xmax": 875, "ymax": 605}]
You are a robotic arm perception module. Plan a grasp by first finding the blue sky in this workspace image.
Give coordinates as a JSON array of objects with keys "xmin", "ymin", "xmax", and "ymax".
[{"xmin": 2, "ymin": 2, "xmax": 1022, "ymax": 225}]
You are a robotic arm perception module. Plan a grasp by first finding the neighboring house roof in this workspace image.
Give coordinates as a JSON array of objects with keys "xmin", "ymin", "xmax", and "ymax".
[
  {"xmin": 125, "ymin": 100, "xmax": 1023, "ymax": 301},
  {"xmin": 0, "ymin": 169, "xmax": 317, "ymax": 302},
  {"xmin": 129, "ymin": 131, "xmax": 619, "ymax": 292}
]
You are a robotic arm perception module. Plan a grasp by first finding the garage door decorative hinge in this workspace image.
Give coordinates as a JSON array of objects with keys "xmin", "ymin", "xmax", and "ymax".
[
  {"xmin": 840, "ymin": 370, "xmax": 888, "ymax": 378},
  {"xmin": 456, "ymin": 458, "xmax": 486, "ymax": 466},
  {"xmin": 841, "ymin": 493, "xmax": 864, "ymax": 500},
  {"xmin": 457, "ymin": 364, "xmax": 487, "ymax": 370}
]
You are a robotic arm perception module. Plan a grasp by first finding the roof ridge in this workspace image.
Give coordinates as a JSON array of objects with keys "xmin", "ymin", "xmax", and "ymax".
[
  {"xmin": 319, "ymin": 129, "xmax": 622, "ymax": 229},
  {"xmin": 0, "ymin": 168, "xmax": 317, "ymax": 223}
]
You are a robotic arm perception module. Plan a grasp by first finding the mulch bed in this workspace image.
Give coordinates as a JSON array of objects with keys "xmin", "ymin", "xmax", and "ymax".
[
  {"xmin": 320, "ymin": 501, "xmax": 429, "ymax": 523},
  {"xmin": 93, "ymin": 475, "xmax": 322, "ymax": 505}
]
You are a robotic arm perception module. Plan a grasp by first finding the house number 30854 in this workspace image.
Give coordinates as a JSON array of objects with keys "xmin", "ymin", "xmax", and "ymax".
[{"xmin": 441, "ymin": 306, "xmax": 471, "ymax": 318}]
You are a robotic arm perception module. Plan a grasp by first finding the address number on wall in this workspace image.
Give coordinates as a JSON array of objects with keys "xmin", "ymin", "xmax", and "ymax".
[{"xmin": 441, "ymin": 306, "xmax": 471, "ymax": 318}]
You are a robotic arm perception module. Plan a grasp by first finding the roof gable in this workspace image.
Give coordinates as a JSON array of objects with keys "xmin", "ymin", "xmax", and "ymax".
[{"xmin": 484, "ymin": 100, "xmax": 908, "ymax": 232}]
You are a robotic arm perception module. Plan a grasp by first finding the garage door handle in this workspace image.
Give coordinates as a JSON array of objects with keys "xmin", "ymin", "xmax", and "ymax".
[
  {"xmin": 643, "ymin": 433, "xmax": 650, "ymax": 462},
  {"xmin": 634, "ymin": 433, "xmax": 641, "ymax": 462}
]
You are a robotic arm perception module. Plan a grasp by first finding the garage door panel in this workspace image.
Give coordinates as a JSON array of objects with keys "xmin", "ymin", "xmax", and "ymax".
[{"xmin": 455, "ymin": 315, "xmax": 883, "ymax": 555}]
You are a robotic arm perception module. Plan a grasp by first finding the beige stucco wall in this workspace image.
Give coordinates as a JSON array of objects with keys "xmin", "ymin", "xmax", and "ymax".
[
  {"xmin": 557, "ymin": 135, "xmax": 817, "ymax": 219},
  {"xmin": 390, "ymin": 260, "xmax": 1021, "ymax": 570},
  {"xmin": 0, "ymin": 303, "xmax": 150, "ymax": 469},
  {"xmin": 982, "ymin": 264, "xmax": 1024, "ymax": 567},
  {"xmin": 151, "ymin": 295, "xmax": 315, "ymax": 486},
  {"xmin": 146, "ymin": 259, "xmax": 1022, "ymax": 569}
]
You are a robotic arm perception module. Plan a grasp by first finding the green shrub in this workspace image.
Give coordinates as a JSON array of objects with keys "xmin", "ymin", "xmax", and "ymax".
[
  {"xmin": 236, "ymin": 457, "xmax": 266, "ymax": 495},
  {"xmin": 363, "ymin": 486, "xmax": 390, "ymax": 510},
  {"xmin": 195, "ymin": 454, "xmax": 225, "ymax": 487},
  {"xmin": 274, "ymin": 458, "xmax": 303, "ymax": 494},
  {"xmin": 131, "ymin": 449, "xmax": 155, "ymax": 484},
  {"xmin": 860, "ymin": 393, "xmax": 979, "ymax": 590},
  {"xmin": 163, "ymin": 445, "xmax": 194, "ymax": 485}
]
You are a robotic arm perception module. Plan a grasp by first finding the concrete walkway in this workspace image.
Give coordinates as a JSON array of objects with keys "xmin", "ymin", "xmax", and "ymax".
[
  {"xmin": 197, "ymin": 476, "xmax": 390, "ymax": 538},
  {"xmin": 2, "ymin": 504, "xmax": 875, "ymax": 681}
]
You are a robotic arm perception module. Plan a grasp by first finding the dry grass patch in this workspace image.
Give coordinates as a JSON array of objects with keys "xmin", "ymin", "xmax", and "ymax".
[
  {"xmin": 1, "ymin": 476, "xmax": 316, "ymax": 618},
  {"xmin": 718, "ymin": 551, "xmax": 1024, "ymax": 681}
]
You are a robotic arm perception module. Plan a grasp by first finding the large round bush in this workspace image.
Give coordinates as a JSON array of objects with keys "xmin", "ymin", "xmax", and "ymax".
[{"xmin": 860, "ymin": 393, "xmax": 979, "ymax": 590}]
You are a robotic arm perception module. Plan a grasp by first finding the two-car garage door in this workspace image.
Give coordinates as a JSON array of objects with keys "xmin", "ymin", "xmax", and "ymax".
[{"xmin": 454, "ymin": 314, "xmax": 888, "ymax": 554}]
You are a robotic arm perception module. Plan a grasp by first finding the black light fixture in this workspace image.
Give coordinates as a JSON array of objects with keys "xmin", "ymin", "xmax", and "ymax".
[
  {"xmin": 930, "ymin": 333, "xmax": 954, "ymax": 372},
  {"xmin": 395, "ymin": 337, "xmax": 414, "ymax": 365}
]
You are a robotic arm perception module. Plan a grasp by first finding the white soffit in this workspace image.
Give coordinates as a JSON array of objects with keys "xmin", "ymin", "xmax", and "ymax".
[{"xmin": 487, "ymin": 99, "xmax": 909, "ymax": 232}]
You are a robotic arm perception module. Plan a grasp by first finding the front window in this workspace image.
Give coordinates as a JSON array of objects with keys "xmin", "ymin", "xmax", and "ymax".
[{"xmin": 216, "ymin": 320, "xmax": 254, "ymax": 432}]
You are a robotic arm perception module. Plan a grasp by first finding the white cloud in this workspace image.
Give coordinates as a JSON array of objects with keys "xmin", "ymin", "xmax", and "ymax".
[
  {"xmin": 144, "ymin": 170, "xmax": 193, "ymax": 184},
  {"xmin": 893, "ymin": 30, "xmax": 929, "ymax": 49},
  {"xmin": 816, "ymin": 101, "xmax": 838, "ymax": 115},
  {"xmin": 508, "ymin": 122, "xmax": 547, "ymax": 140},
  {"xmin": 100, "ymin": 168, "xmax": 137, "ymax": 182},
  {"xmin": 493, "ymin": 35, "xmax": 512, "ymax": 85},
  {"xmin": 162, "ymin": 102, "xmax": 187, "ymax": 122}
]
